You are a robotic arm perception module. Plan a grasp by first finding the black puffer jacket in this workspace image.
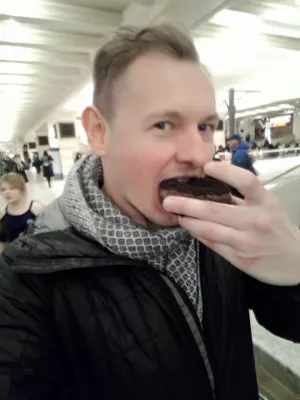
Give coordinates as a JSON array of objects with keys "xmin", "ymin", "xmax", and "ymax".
[{"xmin": 0, "ymin": 229, "xmax": 299, "ymax": 400}]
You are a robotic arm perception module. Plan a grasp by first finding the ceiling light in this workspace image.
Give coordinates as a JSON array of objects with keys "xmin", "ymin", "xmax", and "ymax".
[
  {"xmin": 210, "ymin": 9, "xmax": 262, "ymax": 32},
  {"xmin": 4, "ymin": 18, "xmax": 20, "ymax": 28},
  {"xmin": 0, "ymin": 18, "xmax": 23, "ymax": 42},
  {"xmin": 279, "ymin": 104, "xmax": 292, "ymax": 108}
]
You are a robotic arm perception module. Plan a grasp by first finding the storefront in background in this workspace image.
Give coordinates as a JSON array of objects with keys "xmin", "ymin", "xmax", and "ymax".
[{"xmin": 254, "ymin": 114, "xmax": 293, "ymax": 143}]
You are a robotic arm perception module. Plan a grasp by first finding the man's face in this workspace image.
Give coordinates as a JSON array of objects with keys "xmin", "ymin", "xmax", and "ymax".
[
  {"xmin": 228, "ymin": 139, "xmax": 238, "ymax": 150},
  {"xmin": 86, "ymin": 53, "xmax": 218, "ymax": 227}
]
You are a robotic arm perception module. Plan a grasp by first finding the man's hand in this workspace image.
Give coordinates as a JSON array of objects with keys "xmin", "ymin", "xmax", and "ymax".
[{"xmin": 163, "ymin": 162, "xmax": 300, "ymax": 286}]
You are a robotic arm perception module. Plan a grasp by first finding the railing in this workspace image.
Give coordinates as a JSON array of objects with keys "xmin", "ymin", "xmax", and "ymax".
[
  {"xmin": 217, "ymin": 147, "xmax": 300, "ymax": 162},
  {"xmin": 250, "ymin": 147, "xmax": 300, "ymax": 161},
  {"xmin": 263, "ymin": 162, "xmax": 300, "ymax": 186}
]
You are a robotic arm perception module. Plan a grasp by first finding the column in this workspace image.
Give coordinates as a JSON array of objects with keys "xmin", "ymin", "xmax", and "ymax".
[{"xmin": 228, "ymin": 88, "xmax": 236, "ymax": 136}]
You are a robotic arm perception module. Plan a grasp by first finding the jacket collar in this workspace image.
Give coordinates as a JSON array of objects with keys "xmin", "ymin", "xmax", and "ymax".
[{"xmin": 3, "ymin": 229, "xmax": 146, "ymax": 274}]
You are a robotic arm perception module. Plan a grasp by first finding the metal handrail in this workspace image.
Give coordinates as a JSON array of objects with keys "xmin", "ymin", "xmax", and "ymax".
[
  {"xmin": 218, "ymin": 148, "xmax": 300, "ymax": 157},
  {"xmin": 263, "ymin": 163, "xmax": 300, "ymax": 186}
]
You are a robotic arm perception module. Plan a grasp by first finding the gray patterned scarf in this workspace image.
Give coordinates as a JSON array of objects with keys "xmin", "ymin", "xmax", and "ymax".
[{"xmin": 61, "ymin": 155, "xmax": 202, "ymax": 320}]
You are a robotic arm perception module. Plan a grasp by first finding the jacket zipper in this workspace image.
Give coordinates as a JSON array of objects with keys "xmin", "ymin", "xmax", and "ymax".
[
  {"xmin": 196, "ymin": 240, "xmax": 203, "ymax": 326},
  {"xmin": 161, "ymin": 245, "xmax": 216, "ymax": 398}
]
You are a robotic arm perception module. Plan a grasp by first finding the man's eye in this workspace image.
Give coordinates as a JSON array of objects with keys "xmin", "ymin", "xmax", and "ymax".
[
  {"xmin": 198, "ymin": 123, "xmax": 215, "ymax": 132},
  {"xmin": 154, "ymin": 121, "xmax": 172, "ymax": 131}
]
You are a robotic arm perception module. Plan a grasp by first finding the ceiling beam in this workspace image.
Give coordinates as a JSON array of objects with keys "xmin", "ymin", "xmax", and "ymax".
[
  {"xmin": 230, "ymin": 4, "xmax": 300, "ymax": 34},
  {"xmin": 122, "ymin": 0, "xmax": 237, "ymax": 29},
  {"xmin": 0, "ymin": 73, "xmax": 79, "ymax": 84},
  {"xmin": 195, "ymin": 23, "xmax": 300, "ymax": 52},
  {"xmin": 159, "ymin": 0, "xmax": 233, "ymax": 29},
  {"xmin": 0, "ymin": 83, "xmax": 71, "ymax": 92},
  {"xmin": 0, "ymin": 24, "xmax": 104, "ymax": 53},
  {"xmin": 26, "ymin": 76, "xmax": 91, "ymax": 140},
  {"xmin": 0, "ymin": 44, "xmax": 90, "ymax": 67},
  {"xmin": 247, "ymin": 0, "xmax": 297, "ymax": 7},
  {"xmin": 0, "ymin": 1, "xmax": 121, "ymax": 31},
  {"xmin": 0, "ymin": 61, "xmax": 83, "ymax": 77},
  {"xmin": 0, "ymin": 88, "xmax": 64, "ymax": 96},
  {"xmin": 231, "ymin": 2, "xmax": 300, "ymax": 18},
  {"xmin": 122, "ymin": 1, "xmax": 169, "ymax": 27}
]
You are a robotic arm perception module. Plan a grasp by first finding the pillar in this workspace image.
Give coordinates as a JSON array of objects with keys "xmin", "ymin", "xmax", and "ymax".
[{"xmin": 228, "ymin": 88, "xmax": 236, "ymax": 136}]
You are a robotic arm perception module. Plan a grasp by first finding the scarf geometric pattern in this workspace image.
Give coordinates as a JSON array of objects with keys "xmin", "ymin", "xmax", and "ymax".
[{"xmin": 62, "ymin": 155, "xmax": 202, "ymax": 320}]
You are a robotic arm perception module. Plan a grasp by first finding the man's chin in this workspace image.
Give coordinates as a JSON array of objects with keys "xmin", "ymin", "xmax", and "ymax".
[{"xmin": 145, "ymin": 212, "xmax": 179, "ymax": 230}]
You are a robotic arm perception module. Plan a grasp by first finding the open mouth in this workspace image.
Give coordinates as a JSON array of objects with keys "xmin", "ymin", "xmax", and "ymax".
[{"xmin": 159, "ymin": 176, "xmax": 232, "ymax": 204}]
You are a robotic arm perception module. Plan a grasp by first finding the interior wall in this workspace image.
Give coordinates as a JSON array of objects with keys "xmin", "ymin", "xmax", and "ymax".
[
  {"xmin": 53, "ymin": 119, "xmax": 82, "ymax": 176},
  {"xmin": 59, "ymin": 138, "xmax": 80, "ymax": 176},
  {"xmin": 214, "ymin": 129, "xmax": 225, "ymax": 148},
  {"xmin": 238, "ymin": 117, "xmax": 255, "ymax": 139},
  {"xmin": 293, "ymin": 112, "xmax": 300, "ymax": 141}
]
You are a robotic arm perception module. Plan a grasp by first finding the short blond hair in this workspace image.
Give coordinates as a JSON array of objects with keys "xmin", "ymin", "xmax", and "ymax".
[
  {"xmin": 93, "ymin": 24, "xmax": 200, "ymax": 120},
  {"xmin": 0, "ymin": 173, "xmax": 26, "ymax": 192}
]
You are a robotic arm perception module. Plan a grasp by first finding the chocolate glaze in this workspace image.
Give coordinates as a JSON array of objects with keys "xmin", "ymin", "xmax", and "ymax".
[{"xmin": 159, "ymin": 177, "xmax": 232, "ymax": 204}]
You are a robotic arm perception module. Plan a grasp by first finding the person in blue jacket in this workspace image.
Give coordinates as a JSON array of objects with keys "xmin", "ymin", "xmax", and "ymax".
[{"xmin": 228, "ymin": 134, "xmax": 256, "ymax": 175}]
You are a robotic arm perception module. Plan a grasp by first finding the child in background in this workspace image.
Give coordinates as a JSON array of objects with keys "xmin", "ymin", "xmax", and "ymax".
[{"xmin": 0, "ymin": 173, "xmax": 43, "ymax": 251}]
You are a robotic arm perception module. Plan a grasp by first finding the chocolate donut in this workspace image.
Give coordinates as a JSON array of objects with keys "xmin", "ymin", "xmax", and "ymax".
[{"xmin": 159, "ymin": 177, "xmax": 232, "ymax": 204}]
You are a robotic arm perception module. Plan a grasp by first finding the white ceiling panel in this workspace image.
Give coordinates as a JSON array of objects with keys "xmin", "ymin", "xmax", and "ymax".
[
  {"xmin": 2, "ymin": 0, "xmax": 300, "ymax": 142},
  {"xmin": 192, "ymin": 0, "xmax": 300, "ymax": 114},
  {"xmin": 0, "ymin": 0, "xmax": 124, "ymax": 141},
  {"xmin": 47, "ymin": 0, "xmax": 130, "ymax": 12}
]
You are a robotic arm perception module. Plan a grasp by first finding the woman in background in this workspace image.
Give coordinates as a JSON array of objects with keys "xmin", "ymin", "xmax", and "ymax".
[
  {"xmin": 13, "ymin": 155, "xmax": 28, "ymax": 183},
  {"xmin": 32, "ymin": 154, "xmax": 42, "ymax": 174},
  {"xmin": 0, "ymin": 173, "xmax": 43, "ymax": 251},
  {"xmin": 42, "ymin": 150, "xmax": 54, "ymax": 188}
]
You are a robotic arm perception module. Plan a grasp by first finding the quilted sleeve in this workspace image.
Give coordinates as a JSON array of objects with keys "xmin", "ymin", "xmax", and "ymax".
[
  {"xmin": 0, "ymin": 264, "xmax": 65, "ymax": 399},
  {"xmin": 247, "ymin": 276, "xmax": 300, "ymax": 343}
]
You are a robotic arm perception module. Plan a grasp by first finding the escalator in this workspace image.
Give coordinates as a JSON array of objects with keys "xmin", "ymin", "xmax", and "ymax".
[
  {"xmin": 253, "ymin": 164, "xmax": 300, "ymax": 400},
  {"xmin": 264, "ymin": 162, "xmax": 300, "ymax": 227}
]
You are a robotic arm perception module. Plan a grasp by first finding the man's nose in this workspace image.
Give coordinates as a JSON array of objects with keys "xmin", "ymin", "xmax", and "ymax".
[{"xmin": 174, "ymin": 128, "xmax": 213, "ymax": 166}]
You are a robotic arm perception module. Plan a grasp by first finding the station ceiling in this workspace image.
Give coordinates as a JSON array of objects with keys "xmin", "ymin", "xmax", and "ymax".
[{"xmin": 1, "ymin": 0, "xmax": 300, "ymax": 142}]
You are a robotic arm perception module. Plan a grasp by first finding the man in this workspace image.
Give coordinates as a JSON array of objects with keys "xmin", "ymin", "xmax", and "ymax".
[
  {"xmin": 228, "ymin": 133, "xmax": 256, "ymax": 174},
  {"xmin": 0, "ymin": 25, "xmax": 299, "ymax": 400}
]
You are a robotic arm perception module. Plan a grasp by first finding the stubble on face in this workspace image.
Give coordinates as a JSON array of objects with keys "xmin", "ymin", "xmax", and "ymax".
[{"xmin": 100, "ymin": 52, "xmax": 217, "ymax": 228}]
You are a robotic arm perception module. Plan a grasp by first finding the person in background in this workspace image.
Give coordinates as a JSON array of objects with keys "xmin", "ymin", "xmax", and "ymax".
[
  {"xmin": 75, "ymin": 152, "xmax": 82, "ymax": 162},
  {"xmin": 263, "ymin": 139, "xmax": 270, "ymax": 149},
  {"xmin": 13, "ymin": 155, "xmax": 28, "ymax": 183},
  {"xmin": 228, "ymin": 134, "xmax": 257, "ymax": 199},
  {"xmin": 251, "ymin": 141, "xmax": 258, "ymax": 150},
  {"xmin": 2, "ymin": 155, "xmax": 15, "ymax": 174},
  {"xmin": 22, "ymin": 144, "xmax": 31, "ymax": 170},
  {"xmin": 42, "ymin": 150, "xmax": 54, "ymax": 187},
  {"xmin": 32, "ymin": 154, "xmax": 42, "ymax": 174},
  {"xmin": 0, "ymin": 173, "xmax": 43, "ymax": 252},
  {"xmin": 228, "ymin": 134, "xmax": 256, "ymax": 175}
]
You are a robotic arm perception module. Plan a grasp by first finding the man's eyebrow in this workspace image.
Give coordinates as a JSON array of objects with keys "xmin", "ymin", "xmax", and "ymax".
[
  {"xmin": 203, "ymin": 113, "xmax": 220, "ymax": 123},
  {"xmin": 145, "ymin": 111, "xmax": 219, "ymax": 123},
  {"xmin": 145, "ymin": 110, "xmax": 182, "ymax": 122}
]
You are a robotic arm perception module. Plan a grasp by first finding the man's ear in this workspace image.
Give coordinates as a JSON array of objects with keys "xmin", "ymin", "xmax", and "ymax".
[{"xmin": 82, "ymin": 106, "xmax": 109, "ymax": 157}]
